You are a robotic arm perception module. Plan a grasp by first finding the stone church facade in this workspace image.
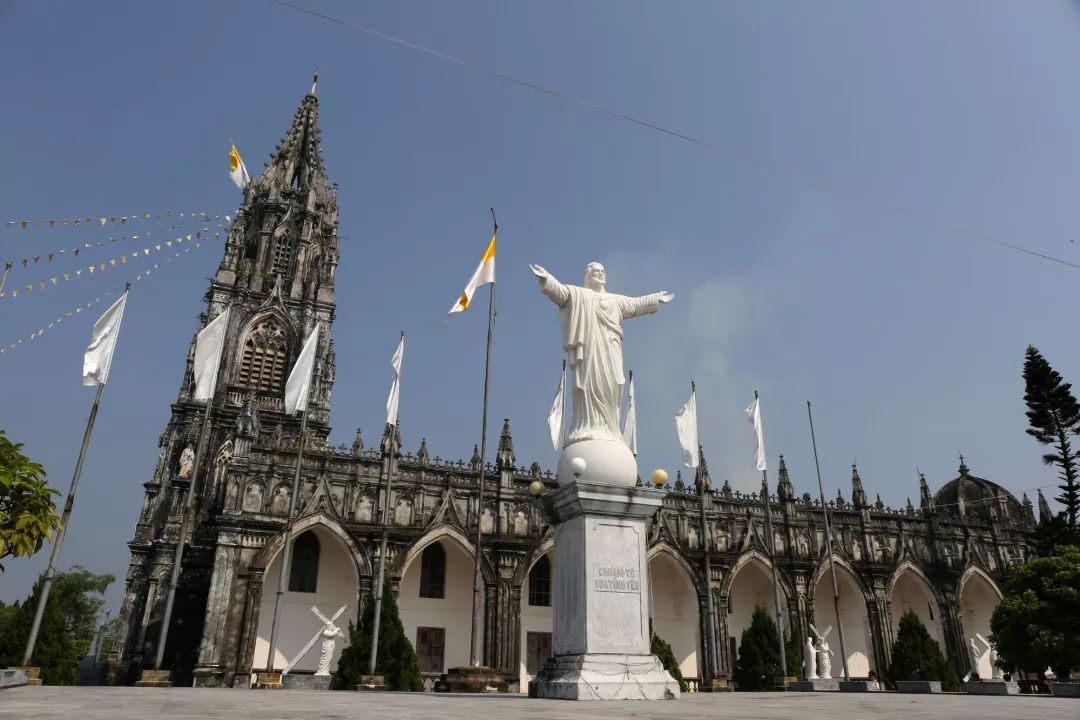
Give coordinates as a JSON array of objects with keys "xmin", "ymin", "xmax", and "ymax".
[{"xmin": 108, "ymin": 84, "xmax": 1041, "ymax": 690}]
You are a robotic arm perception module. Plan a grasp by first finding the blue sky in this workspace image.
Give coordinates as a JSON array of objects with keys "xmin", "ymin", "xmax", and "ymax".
[{"xmin": 2, "ymin": 0, "xmax": 1080, "ymax": 610}]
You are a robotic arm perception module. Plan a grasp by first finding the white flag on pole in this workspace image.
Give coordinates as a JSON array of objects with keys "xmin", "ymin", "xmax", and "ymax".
[
  {"xmin": 675, "ymin": 386, "xmax": 699, "ymax": 468},
  {"xmin": 192, "ymin": 307, "xmax": 230, "ymax": 401},
  {"xmin": 285, "ymin": 323, "xmax": 320, "ymax": 415},
  {"xmin": 746, "ymin": 395, "xmax": 767, "ymax": 471},
  {"xmin": 82, "ymin": 292, "xmax": 128, "ymax": 386},
  {"xmin": 386, "ymin": 333, "xmax": 404, "ymax": 427},
  {"xmin": 547, "ymin": 364, "xmax": 565, "ymax": 451},
  {"xmin": 622, "ymin": 373, "xmax": 637, "ymax": 455}
]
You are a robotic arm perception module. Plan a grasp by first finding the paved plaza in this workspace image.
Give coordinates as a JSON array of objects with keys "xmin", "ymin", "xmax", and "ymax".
[{"xmin": 1, "ymin": 687, "xmax": 1075, "ymax": 720}]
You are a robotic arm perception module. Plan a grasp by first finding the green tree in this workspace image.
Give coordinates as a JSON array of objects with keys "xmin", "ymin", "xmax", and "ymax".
[
  {"xmin": 332, "ymin": 577, "xmax": 422, "ymax": 691},
  {"xmin": 0, "ymin": 429, "xmax": 60, "ymax": 571},
  {"xmin": 650, "ymin": 630, "xmax": 688, "ymax": 692},
  {"xmin": 734, "ymin": 606, "xmax": 782, "ymax": 691},
  {"xmin": 784, "ymin": 621, "xmax": 804, "ymax": 681},
  {"xmin": 52, "ymin": 566, "xmax": 115, "ymax": 658},
  {"xmin": 991, "ymin": 545, "xmax": 1080, "ymax": 679},
  {"xmin": 887, "ymin": 611, "xmax": 959, "ymax": 690},
  {"xmin": 1023, "ymin": 346, "xmax": 1080, "ymax": 540},
  {"xmin": 0, "ymin": 577, "xmax": 78, "ymax": 684}
]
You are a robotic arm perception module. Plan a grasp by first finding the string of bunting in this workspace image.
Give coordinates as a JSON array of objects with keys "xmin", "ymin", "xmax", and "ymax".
[
  {"xmin": 3, "ymin": 214, "xmax": 229, "ymax": 273},
  {"xmin": 1, "ymin": 227, "xmax": 224, "ymax": 301},
  {"xmin": 2, "ymin": 208, "xmax": 225, "ymax": 231},
  {"xmin": 0, "ymin": 242, "xmax": 204, "ymax": 355}
]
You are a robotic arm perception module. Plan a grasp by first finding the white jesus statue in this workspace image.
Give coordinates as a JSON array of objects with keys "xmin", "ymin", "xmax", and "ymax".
[{"xmin": 530, "ymin": 262, "xmax": 673, "ymax": 444}]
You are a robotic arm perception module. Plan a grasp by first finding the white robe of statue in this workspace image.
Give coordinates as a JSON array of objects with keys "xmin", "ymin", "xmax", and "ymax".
[{"xmin": 530, "ymin": 262, "xmax": 672, "ymax": 443}]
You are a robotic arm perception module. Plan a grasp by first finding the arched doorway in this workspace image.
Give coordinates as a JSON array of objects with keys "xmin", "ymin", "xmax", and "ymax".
[
  {"xmin": 813, "ymin": 561, "xmax": 873, "ymax": 678},
  {"xmin": 519, "ymin": 553, "xmax": 554, "ymax": 691},
  {"xmin": 889, "ymin": 566, "xmax": 943, "ymax": 647},
  {"xmin": 727, "ymin": 555, "xmax": 782, "ymax": 672},
  {"xmin": 648, "ymin": 551, "xmax": 700, "ymax": 680},
  {"xmin": 253, "ymin": 523, "xmax": 359, "ymax": 674},
  {"xmin": 398, "ymin": 535, "xmax": 484, "ymax": 677},
  {"xmin": 958, "ymin": 568, "xmax": 1001, "ymax": 679}
]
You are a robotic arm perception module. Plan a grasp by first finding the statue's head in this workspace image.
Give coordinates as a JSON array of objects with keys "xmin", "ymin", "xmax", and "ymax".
[{"xmin": 584, "ymin": 262, "xmax": 606, "ymax": 291}]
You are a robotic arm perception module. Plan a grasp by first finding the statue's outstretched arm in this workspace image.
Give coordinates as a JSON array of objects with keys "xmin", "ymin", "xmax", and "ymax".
[{"xmin": 530, "ymin": 264, "xmax": 569, "ymax": 306}]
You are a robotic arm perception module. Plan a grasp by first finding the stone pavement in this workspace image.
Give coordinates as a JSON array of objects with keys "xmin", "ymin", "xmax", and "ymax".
[{"xmin": 0, "ymin": 687, "xmax": 1075, "ymax": 720}]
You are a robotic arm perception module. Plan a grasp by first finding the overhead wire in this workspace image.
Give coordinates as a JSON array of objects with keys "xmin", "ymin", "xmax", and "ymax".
[{"xmin": 271, "ymin": 0, "xmax": 1080, "ymax": 272}]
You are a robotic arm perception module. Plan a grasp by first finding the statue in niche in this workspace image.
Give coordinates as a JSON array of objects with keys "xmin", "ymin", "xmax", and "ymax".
[
  {"xmin": 177, "ymin": 445, "xmax": 196, "ymax": 479},
  {"xmin": 529, "ymin": 262, "xmax": 672, "ymax": 443},
  {"xmin": 242, "ymin": 483, "xmax": 264, "ymax": 513},
  {"xmin": 236, "ymin": 391, "xmax": 260, "ymax": 440},
  {"xmin": 355, "ymin": 495, "xmax": 372, "ymax": 522},
  {"xmin": 513, "ymin": 509, "xmax": 528, "ymax": 536},
  {"xmin": 810, "ymin": 624, "xmax": 834, "ymax": 679},
  {"xmin": 271, "ymin": 485, "xmax": 290, "ymax": 515},
  {"xmin": 804, "ymin": 636, "xmax": 818, "ymax": 680},
  {"xmin": 224, "ymin": 476, "xmax": 240, "ymax": 511}
]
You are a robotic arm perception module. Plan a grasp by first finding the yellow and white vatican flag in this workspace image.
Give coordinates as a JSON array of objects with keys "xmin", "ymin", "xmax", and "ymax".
[
  {"xmin": 675, "ymin": 383, "xmax": 699, "ymax": 469},
  {"xmin": 229, "ymin": 144, "xmax": 250, "ymax": 189},
  {"xmin": 448, "ymin": 232, "xmax": 496, "ymax": 314},
  {"xmin": 547, "ymin": 361, "xmax": 565, "ymax": 450},
  {"xmin": 745, "ymin": 394, "xmax": 767, "ymax": 472},
  {"xmin": 192, "ymin": 307, "xmax": 231, "ymax": 401},
  {"xmin": 386, "ymin": 332, "xmax": 405, "ymax": 427},
  {"xmin": 622, "ymin": 370, "xmax": 637, "ymax": 455},
  {"xmin": 82, "ymin": 292, "xmax": 128, "ymax": 386},
  {"xmin": 285, "ymin": 322, "xmax": 321, "ymax": 415}
]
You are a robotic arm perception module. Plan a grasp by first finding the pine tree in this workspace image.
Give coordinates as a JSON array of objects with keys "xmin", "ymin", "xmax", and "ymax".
[
  {"xmin": 0, "ymin": 576, "xmax": 78, "ymax": 685},
  {"xmin": 1023, "ymin": 346, "xmax": 1080, "ymax": 538},
  {"xmin": 888, "ymin": 611, "xmax": 958, "ymax": 691},
  {"xmin": 734, "ymin": 606, "xmax": 782, "ymax": 691},
  {"xmin": 650, "ymin": 630, "xmax": 688, "ymax": 692},
  {"xmin": 332, "ymin": 577, "xmax": 422, "ymax": 691},
  {"xmin": 784, "ymin": 621, "xmax": 804, "ymax": 680}
]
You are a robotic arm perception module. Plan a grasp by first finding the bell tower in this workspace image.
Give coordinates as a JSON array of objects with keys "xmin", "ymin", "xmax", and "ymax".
[{"xmin": 110, "ymin": 78, "xmax": 341, "ymax": 683}]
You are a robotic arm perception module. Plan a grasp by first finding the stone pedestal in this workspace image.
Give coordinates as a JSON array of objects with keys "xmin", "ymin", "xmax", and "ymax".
[
  {"xmin": 895, "ymin": 680, "xmax": 942, "ymax": 693},
  {"xmin": 134, "ymin": 669, "xmax": 173, "ymax": 687},
  {"xmin": 789, "ymin": 678, "xmax": 840, "ymax": 691},
  {"xmin": 355, "ymin": 674, "xmax": 386, "ymax": 691},
  {"xmin": 0, "ymin": 669, "xmax": 29, "ymax": 689},
  {"xmin": 528, "ymin": 473, "xmax": 680, "ymax": 701},
  {"xmin": 1049, "ymin": 682, "xmax": 1080, "ymax": 698},
  {"xmin": 253, "ymin": 670, "xmax": 283, "ymax": 689},
  {"xmin": 964, "ymin": 680, "xmax": 1020, "ymax": 695},
  {"xmin": 281, "ymin": 673, "xmax": 331, "ymax": 690},
  {"xmin": 10, "ymin": 666, "xmax": 42, "ymax": 686},
  {"xmin": 839, "ymin": 680, "xmax": 880, "ymax": 692},
  {"xmin": 443, "ymin": 666, "xmax": 509, "ymax": 693}
]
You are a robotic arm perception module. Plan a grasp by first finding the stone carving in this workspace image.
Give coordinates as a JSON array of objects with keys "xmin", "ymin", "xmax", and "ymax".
[
  {"xmin": 989, "ymin": 645, "xmax": 1004, "ymax": 680},
  {"xmin": 804, "ymin": 636, "xmax": 818, "ymax": 680},
  {"xmin": 178, "ymin": 445, "xmax": 196, "ymax": 479},
  {"xmin": 965, "ymin": 633, "xmax": 991, "ymax": 681},
  {"xmin": 810, "ymin": 624, "xmax": 834, "ymax": 679},
  {"xmin": 283, "ymin": 605, "xmax": 347, "ymax": 676},
  {"xmin": 529, "ymin": 262, "xmax": 672, "ymax": 443}
]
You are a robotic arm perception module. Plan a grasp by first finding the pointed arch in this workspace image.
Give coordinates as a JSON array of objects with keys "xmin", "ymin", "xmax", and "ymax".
[
  {"xmin": 721, "ymin": 549, "xmax": 795, "ymax": 600},
  {"xmin": 393, "ymin": 523, "xmax": 495, "ymax": 585},
  {"xmin": 958, "ymin": 564, "xmax": 1002, "ymax": 600},
  {"xmin": 648, "ymin": 541, "xmax": 705, "ymax": 596},
  {"xmin": 886, "ymin": 560, "xmax": 942, "ymax": 605},
  {"xmin": 513, "ymin": 533, "xmax": 555, "ymax": 586},
  {"xmin": 233, "ymin": 308, "xmax": 297, "ymax": 394},
  {"xmin": 808, "ymin": 553, "xmax": 874, "ymax": 604},
  {"xmin": 251, "ymin": 513, "xmax": 370, "ymax": 578}
]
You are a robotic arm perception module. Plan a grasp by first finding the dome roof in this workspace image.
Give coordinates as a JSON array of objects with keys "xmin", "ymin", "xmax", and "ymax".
[{"xmin": 932, "ymin": 456, "xmax": 1024, "ymax": 522}]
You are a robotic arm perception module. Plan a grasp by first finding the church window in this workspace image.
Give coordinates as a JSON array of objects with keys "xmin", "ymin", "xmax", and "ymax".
[
  {"xmin": 271, "ymin": 233, "xmax": 296, "ymax": 277},
  {"xmin": 288, "ymin": 531, "xmax": 320, "ymax": 593},
  {"xmin": 528, "ymin": 556, "xmax": 551, "ymax": 607},
  {"xmin": 418, "ymin": 542, "xmax": 446, "ymax": 599},
  {"xmin": 238, "ymin": 319, "xmax": 288, "ymax": 393}
]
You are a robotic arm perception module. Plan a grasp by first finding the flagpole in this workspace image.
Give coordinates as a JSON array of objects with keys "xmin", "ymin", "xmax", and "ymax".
[
  {"xmin": 152, "ymin": 396, "xmax": 213, "ymax": 671},
  {"xmin": 806, "ymin": 401, "xmax": 850, "ymax": 681},
  {"xmin": 756, "ymin": 391, "xmax": 787, "ymax": 683},
  {"xmin": 368, "ymin": 331, "xmax": 404, "ymax": 675},
  {"xmin": 469, "ymin": 209, "xmax": 497, "ymax": 667},
  {"xmin": 265, "ymin": 407, "xmax": 309, "ymax": 673},
  {"xmin": 21, "ymin": 381, "xmax": 105, "ymax": 666}
]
